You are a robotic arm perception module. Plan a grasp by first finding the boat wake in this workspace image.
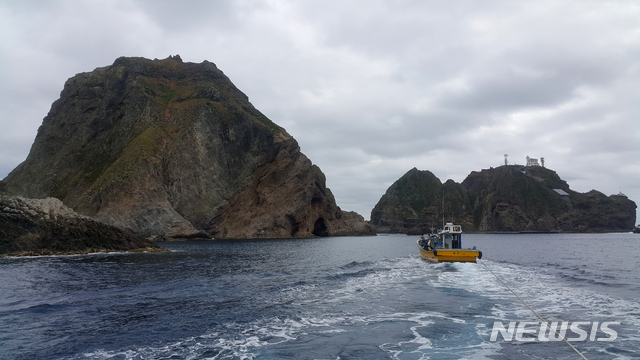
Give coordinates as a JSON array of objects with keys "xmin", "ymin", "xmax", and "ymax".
[{"xmin": 76, "ymin": 254, "xmax": 638, "ymax": 360}]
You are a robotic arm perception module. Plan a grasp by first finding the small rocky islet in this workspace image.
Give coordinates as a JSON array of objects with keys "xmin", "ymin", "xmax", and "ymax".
[
  {"xmin": 0, "ymin": 195, "xmax": 166, "ymax": 256},
  {"xmin": 1, "ymin": 55, "xmax": 636, "ymax": 256}
]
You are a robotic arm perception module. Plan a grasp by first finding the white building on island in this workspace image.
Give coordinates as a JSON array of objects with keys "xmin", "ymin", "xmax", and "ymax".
[{"xmin": 526, "ymin": 156, "xmax": 540, "ymax": 167}]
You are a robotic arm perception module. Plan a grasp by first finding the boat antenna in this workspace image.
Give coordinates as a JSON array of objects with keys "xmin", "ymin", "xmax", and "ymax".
[{"xmin": 441, "ymin": 188, "xmax": 445, "ymax": 229}]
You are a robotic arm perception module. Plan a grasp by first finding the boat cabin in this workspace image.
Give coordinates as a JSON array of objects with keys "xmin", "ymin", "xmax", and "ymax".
[{"xmin": 439, "ymin": 222, "xmax": 462, "ymax": 249}]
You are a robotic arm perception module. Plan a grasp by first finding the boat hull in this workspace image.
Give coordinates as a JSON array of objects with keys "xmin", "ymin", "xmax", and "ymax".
[{"xmin": 417, "ymin": 243, "xmax": 481, "ymax": 263}]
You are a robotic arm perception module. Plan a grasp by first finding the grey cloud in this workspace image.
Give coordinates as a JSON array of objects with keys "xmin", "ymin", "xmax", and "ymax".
[
  {"xmin": 131, "ymin": 0, "xmax": 241, "ymax": 33},
  {"xmin": 0, "ymin": 0, "xmax": 638, "ymax": 220}
]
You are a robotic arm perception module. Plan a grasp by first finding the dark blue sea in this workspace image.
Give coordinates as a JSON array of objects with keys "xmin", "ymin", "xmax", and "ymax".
[{"xmin": 1, "ymin": 233, "xmax": 639, "ymax": 359}]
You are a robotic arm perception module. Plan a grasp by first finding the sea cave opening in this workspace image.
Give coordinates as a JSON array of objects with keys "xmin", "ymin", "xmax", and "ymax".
[{"xmin": 312, "ymin": 217, "xmax": 329, "ymax": 237}]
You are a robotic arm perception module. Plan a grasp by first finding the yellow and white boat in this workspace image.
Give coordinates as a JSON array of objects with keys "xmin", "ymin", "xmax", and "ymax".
[{"xmin": 417, "ymin": 223, "xmax": 482, "ymax": 263}]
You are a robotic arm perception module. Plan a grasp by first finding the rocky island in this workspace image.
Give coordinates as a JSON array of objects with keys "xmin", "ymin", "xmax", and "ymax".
[
  {"xmin": 2, "ymin": 55, "xmax": 374, "ymax": 245},
  {"xmin": 0, "ymin": 194, "xmax": 165, "ymax": 256},
  {"xmin": 371, "ymin": 166, "xmax": 636, "ymax": 234}
]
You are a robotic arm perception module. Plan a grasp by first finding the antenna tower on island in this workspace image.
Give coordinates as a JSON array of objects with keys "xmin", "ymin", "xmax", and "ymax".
[
  {"xmin": 540, "ymin": 157, "xmax": 545, "ymax": 168},
  {"xmin": 504, "ymin": 154, "xmax": 508, "ymax": 166}
]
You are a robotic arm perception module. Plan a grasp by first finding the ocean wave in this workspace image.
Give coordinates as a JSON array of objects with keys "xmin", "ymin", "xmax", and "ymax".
[
  {"xmin": 76, "ymin": 255, "xmax": 498, "ymax": 360},
  {"xmin": 78, "ymin": 310, "xmax": 491, "ymax": 360},
  {"xmin": 16, "ymin": 237, "xmax": 639, "ymax": 360}
]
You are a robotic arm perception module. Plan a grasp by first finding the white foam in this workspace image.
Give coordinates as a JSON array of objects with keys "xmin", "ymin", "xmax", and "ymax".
[
  {"xmin": 79, "ymin": 308, "xmax": 478, "ymax": 360},
  {"xmin": 425, "ymin": 260, "xmax": 639, "ymax": 327}
]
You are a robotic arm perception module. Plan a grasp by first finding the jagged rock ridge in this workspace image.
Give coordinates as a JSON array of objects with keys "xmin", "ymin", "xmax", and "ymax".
[
  {"xmin": 0, "ymin": 195, "xmax": 165, "ymax": 256},
  {"xmin": 371, "ymin": 166, "xmax": 636, "ymax": 233},
  {"xmin": 4, "ymin": 55, "xmax": 374, "ymax": 239}
]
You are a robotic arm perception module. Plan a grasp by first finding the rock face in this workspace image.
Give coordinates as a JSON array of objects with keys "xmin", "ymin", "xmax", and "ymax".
[
  {"xmin": 3, "ymin": 56, "xmax": 373, "ymax": 239},
  {"xmin": 370, "ymin": 168, "xmax": 473, "ymax": 234},
  {"xmin": 0, "ymin": 195, "xmax": 165, "ymax": 256},
  {"xmin": 371, "ymin": 166, "xmax": 636, "ymax": 233}
]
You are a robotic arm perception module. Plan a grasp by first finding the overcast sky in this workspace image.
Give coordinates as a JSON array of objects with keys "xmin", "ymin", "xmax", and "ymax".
[{"xmin": 1, "ymin": 0, "xmax": 639, "ymax": 222}]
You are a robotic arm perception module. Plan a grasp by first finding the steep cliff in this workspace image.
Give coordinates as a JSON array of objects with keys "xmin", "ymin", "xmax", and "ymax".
[
  {"xmin": 371, "ymin": 166, "xmax": 636, "ymax": 233},
  {"xmin": 462, "ymin": 166, "xmax": 636, "ymax": 232},
  {"xmin": 4, "ymin": 55, "xmax": 373, "ymax": 239},
  {"xmin": 370, "ymin": 168, "xmax": 473, "ymax": 234}
]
